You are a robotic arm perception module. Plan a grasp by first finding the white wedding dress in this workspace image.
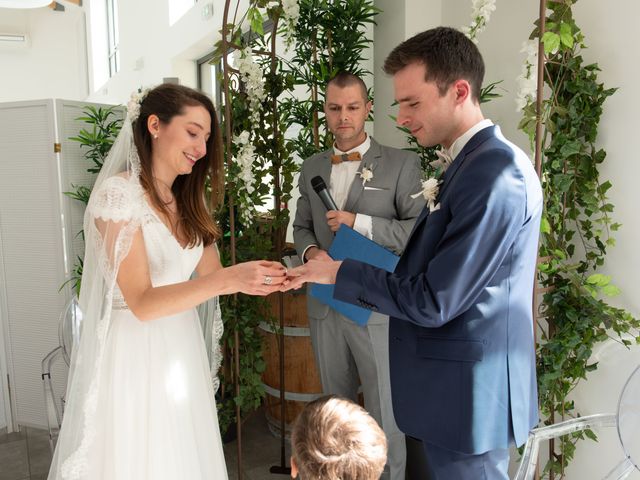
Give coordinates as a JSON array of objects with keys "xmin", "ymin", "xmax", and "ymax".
[
  {"xmin": 85, "ymin": 197, "xmax": 229, "ymax": 479},
  {"xmin": 51, "ymin": 176, "xmax": 228, "ymax": 479}
]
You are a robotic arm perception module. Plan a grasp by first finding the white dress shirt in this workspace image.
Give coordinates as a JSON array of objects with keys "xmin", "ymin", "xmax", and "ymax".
[
  {"xmin": 330, "ymin": 135, "xmax": 373, "ymax": 240},
  {"xmin": 447, "ymin": 119, "xmax": 494, "ymax": 160}
]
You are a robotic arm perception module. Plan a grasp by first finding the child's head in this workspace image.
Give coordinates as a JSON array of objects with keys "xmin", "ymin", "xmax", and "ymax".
[{"xmin": 290, "ymin": 395, "xmax": 387, "ymax": 480}]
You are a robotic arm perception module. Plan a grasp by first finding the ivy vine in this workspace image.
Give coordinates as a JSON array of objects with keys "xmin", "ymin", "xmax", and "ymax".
[{"xmin": 519, "ymin": 1, "xmax": 640, "ymax": 477}]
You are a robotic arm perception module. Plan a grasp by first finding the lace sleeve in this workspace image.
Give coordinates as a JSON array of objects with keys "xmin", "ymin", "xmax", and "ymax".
[
  {"xmin": 84, "ymin": 175, "xmax": 143, "ymax": 284},
  {"xmin": 87, "ymin": 176, "xmax": 139, "ymax": 223}
]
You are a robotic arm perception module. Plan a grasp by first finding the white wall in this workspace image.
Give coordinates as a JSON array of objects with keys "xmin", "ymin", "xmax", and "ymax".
[
  {"xmin": 373, "ymin": 0, "xmax": 443, "ymax": 147},
  {"xmin": 86, "ymin": 0, "xmax": 248, "ymax": 104},
  {"xmin": 0, "ymin": 6, "xmax": 88, "ymax": 103}
]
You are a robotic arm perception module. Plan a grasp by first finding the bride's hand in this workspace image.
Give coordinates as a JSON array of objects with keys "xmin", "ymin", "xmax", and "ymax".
[{"xmin": 227, "ymin": 260, "xmax": 288, "ymax": 296}]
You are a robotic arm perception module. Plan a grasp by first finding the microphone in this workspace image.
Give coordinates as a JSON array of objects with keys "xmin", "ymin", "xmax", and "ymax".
[{"xmin": 311, "ymin": 176, "xmax": 338, "ymax": 211}]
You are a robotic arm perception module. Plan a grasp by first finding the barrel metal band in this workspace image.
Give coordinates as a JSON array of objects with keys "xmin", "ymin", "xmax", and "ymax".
[
  {"xmin": 262, "ymin": 383, "xmax": 323, "ymax": 402},
  {"xmin": 258, "ymin": 321, "xmax": 310, "ymax": 337}
]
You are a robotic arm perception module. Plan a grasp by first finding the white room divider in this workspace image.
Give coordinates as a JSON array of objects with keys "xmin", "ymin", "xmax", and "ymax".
[{"xmin": 0, "ymin": 98, "xmax": 119, "ymax": 431}]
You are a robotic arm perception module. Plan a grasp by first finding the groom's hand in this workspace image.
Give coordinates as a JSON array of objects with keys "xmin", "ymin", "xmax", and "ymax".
[{"xmin": 281, "ymin": 259, "xmax": 342, "ymax": 291}]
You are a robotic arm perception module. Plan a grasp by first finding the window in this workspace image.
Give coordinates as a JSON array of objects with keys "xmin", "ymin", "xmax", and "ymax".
[
  {"xmin": 197, "ymin": 52, "xmax": 221, "ymax": 109},
  {"xmin": 106, "ymin": 0, "xmax": 120, "ymax": 77}
]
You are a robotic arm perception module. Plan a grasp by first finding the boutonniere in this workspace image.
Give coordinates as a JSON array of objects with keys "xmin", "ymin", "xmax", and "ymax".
[
  {"xmin": 358, "ymin": 164, "xmax": 374, "ymax": 186},
  {"xmin": 410, "ymin": 148, "xmax": 453, "ymax": 212},
  {"xmin": 411, "ymin": 177, "xmax": 441, "ymax": 212}
]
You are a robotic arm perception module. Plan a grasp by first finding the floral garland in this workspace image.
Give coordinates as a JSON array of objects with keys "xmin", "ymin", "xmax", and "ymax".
[
  {"xmin": 234, "ymin": 47, "xmax": 266, "ymax": 124},
  {"xmin": 462, "ymin": 0, "xmax": 497, "ymax": 43},
  {"xmin": 268, "ymin": 0, "xmax": 300, "ymax": 50},
  {"xmin": 229, "ymin": 1, "xmax": 300, "ymax": 223},
  {"xmin": 231, "ymin": 46, "xmax": 267, "ymax": 223},
  {"xmin": 515, "ymin": 39, "xmax": 538, "ymax": 112},
  {"xmin": 232, "ymin": 130, "xmax": 258, "ymax": 224}
]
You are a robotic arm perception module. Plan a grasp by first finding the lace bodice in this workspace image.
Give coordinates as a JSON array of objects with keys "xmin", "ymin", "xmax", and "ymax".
[
  {"xmin": 140, "ymin": 199, "xmax": 204, "ymax": 286},
  {"xmin": 109, "ymin": 191, "xmax": 204, "ymax": 309}
]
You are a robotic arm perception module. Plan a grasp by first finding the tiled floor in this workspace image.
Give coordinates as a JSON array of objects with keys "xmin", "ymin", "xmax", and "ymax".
[
  {"xmin": 0, "ymin": 427, "xmax": 51, "ymax": 480},
  {"xmin": 224, "ymin": 409, "xmax": 293, "ymax": 480},
  {"xmin": 0, "ymin": 407, "xmax": 290, "ymax": 480}
]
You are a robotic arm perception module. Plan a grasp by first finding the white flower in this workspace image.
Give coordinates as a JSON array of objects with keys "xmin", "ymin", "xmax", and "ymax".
[
  {"xmin": 126, "ymin": 87, "xmax": 151, "ymax": 122},
  {"xmin": 463, "ymin": 0, "xmax": 497, "ymax": 43},
  {"xmin": 234, "ymin": 48, "xmax": 266, "ymax": 124},
  {"xmin": 411, "ymin": 177, "xmax": 441, "ymax": 211},
  {"xmin": 515, "ymin": 39, "xmax": 538, "ymax": 111},
  {"xmin": 358, "ymin": 165, "xmax": 374, "ymax": 186},
  {"xmin": 429, "ymin": 149, "xmax": 454, "ymax": 172},
  {"xmin": 233, "ymin": 130, "xmax": 258, "ymax": 196},
  {"xmin": 281, "ymin": 0, "xmax": 300, "ymax": 50}
]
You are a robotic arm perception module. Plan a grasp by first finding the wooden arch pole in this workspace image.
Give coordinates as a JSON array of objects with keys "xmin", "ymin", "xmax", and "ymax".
[
  {"xmin": 533, "ymin": 1, "xmax": 547, "ymax": 479},
  {"xmin": 221, "ymin": 1, "xmax": 243, "ymax": 478}
]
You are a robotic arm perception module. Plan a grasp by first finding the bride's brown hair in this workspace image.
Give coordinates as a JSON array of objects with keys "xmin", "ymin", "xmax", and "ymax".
[{"xmin": 132, "ymin": 83, "xmax": 223, "ymax": 247}]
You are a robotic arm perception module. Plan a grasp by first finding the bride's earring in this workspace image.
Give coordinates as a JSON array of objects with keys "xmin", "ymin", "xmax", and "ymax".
[{"xmin": 153, "ymin": 133, "xmax": 158, "ymax": 139}]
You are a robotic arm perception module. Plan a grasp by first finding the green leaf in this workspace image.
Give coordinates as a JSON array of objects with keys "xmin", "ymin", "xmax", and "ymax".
[
  {"xmin": 586, "ymin": 273, "xmax": 611, "ymax": 286},
  {"xmin": 584, "ymin": 429, "xmax": 598, "ymax": 442},
  {"xmin": 542, "ymin": 31, "xmax": 561, "ymax": 55},
  {"xmin": 559, "ymin": 22, "xmax": 574, "ymax": 48},
  {"xmin": 602, "ymin": 284, "xmax": 621, "ymax": 297},
  {"xmin": 541, "ymin": 216, "xmax": 552, "ymax": 234},
  {"xmin": 248, "ymin": 7, "xmax": 264, "ymax": 36}
]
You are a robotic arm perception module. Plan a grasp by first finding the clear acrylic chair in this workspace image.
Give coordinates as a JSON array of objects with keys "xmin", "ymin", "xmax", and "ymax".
[
  {"xmin": 41, "ymin": 295, "xmax": 83, "ymax": 451},
  {"xmin": 514, "ymin": 364, "xmax": 640, "ymax": 479}
]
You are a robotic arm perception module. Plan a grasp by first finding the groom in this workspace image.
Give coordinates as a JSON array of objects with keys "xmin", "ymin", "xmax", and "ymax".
[{"xmin": 284, "ymin": 27, "xmax": 542, "ymax": 479}]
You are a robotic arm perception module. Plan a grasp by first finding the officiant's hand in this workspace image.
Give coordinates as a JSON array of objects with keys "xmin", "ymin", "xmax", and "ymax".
[
  {"xmin": 326, "ymin": 210, "xmax": 355, "ymax": 232},
  {"xmin": 304, "ymin": 247, "xmax": 332, "ymax": 262},
  {"xmin": 281, "ymin": 259, "xmax": 342, "ymax": 291}
]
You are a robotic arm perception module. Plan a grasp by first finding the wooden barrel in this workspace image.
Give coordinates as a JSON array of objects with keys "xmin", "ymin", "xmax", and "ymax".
[{"xmin": 260, "ymin": 290, "xmax": 323, "ymax": 439}]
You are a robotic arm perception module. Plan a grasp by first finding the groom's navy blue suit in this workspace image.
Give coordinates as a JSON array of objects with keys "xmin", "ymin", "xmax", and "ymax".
[{"xmin": 334, "ymin": 125, "xmax": 542, "ymax": 456}]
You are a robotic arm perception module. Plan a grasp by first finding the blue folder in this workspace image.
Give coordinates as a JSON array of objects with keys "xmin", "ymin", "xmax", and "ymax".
[{"xmin": 310, "ymin": 224, "xmax": 400, "ymax": 326}]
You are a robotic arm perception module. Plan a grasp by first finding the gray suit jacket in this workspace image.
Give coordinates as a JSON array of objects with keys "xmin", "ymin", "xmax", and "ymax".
[{"xmin": 293, "ymin": 138, "xmax": 425, "ymax": 321}]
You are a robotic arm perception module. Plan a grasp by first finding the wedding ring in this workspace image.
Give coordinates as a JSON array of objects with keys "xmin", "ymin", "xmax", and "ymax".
[{"xmin": 263, "ymin": 275, "xmax": 273, "ymax": 285}]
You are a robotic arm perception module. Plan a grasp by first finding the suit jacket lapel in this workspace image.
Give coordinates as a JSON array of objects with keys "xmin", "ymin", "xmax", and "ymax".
[
  {"xmin": 315, "ymin": 150, "xmax": 333, "ymax": 187},
  {"xmin": 436, "ymin": 125, "xmax": 497, "ymax": 201},
  {"xmin": 343, "ymin": 138, "xmax": 382, "ymax": 212},
  {"xmin": 406, "ymin": 125, "xmax": 498, "ymax": 240}
]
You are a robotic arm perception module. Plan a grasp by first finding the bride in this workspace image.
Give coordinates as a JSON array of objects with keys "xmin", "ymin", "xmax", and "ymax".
[{"xmin": 48, "ymin": 84, "xmax": 287, "ymax": 479}]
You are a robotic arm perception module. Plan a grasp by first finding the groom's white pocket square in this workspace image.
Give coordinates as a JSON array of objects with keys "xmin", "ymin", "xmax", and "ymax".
[
  {"xmin": 430, "ymin": 202, "xmax": 441, "ymax": 212},
  {"xmin": 364, "ymin": 186, "xmax": 387, "ymax": 191}
]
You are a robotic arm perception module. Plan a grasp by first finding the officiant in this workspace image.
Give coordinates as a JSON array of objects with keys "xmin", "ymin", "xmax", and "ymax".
[{"xmin": 292, "ymin": 71, "xmax": 424, "ymax": 480}]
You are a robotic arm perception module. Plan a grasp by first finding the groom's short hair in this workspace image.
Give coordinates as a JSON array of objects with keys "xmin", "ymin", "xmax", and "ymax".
[
  {"xmin": 291, "ymin": 395, "xmax": 387, "ymax": 480},
  {"xmin": 384, "ymin": 26, "xmax": 485, "ymax": 103}
]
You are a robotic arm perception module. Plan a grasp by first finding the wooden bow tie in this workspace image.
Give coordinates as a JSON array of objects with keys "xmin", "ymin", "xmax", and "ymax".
[{"xmin": 331, "ymin": 152, "xmax": 362, "ymax": 164}]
